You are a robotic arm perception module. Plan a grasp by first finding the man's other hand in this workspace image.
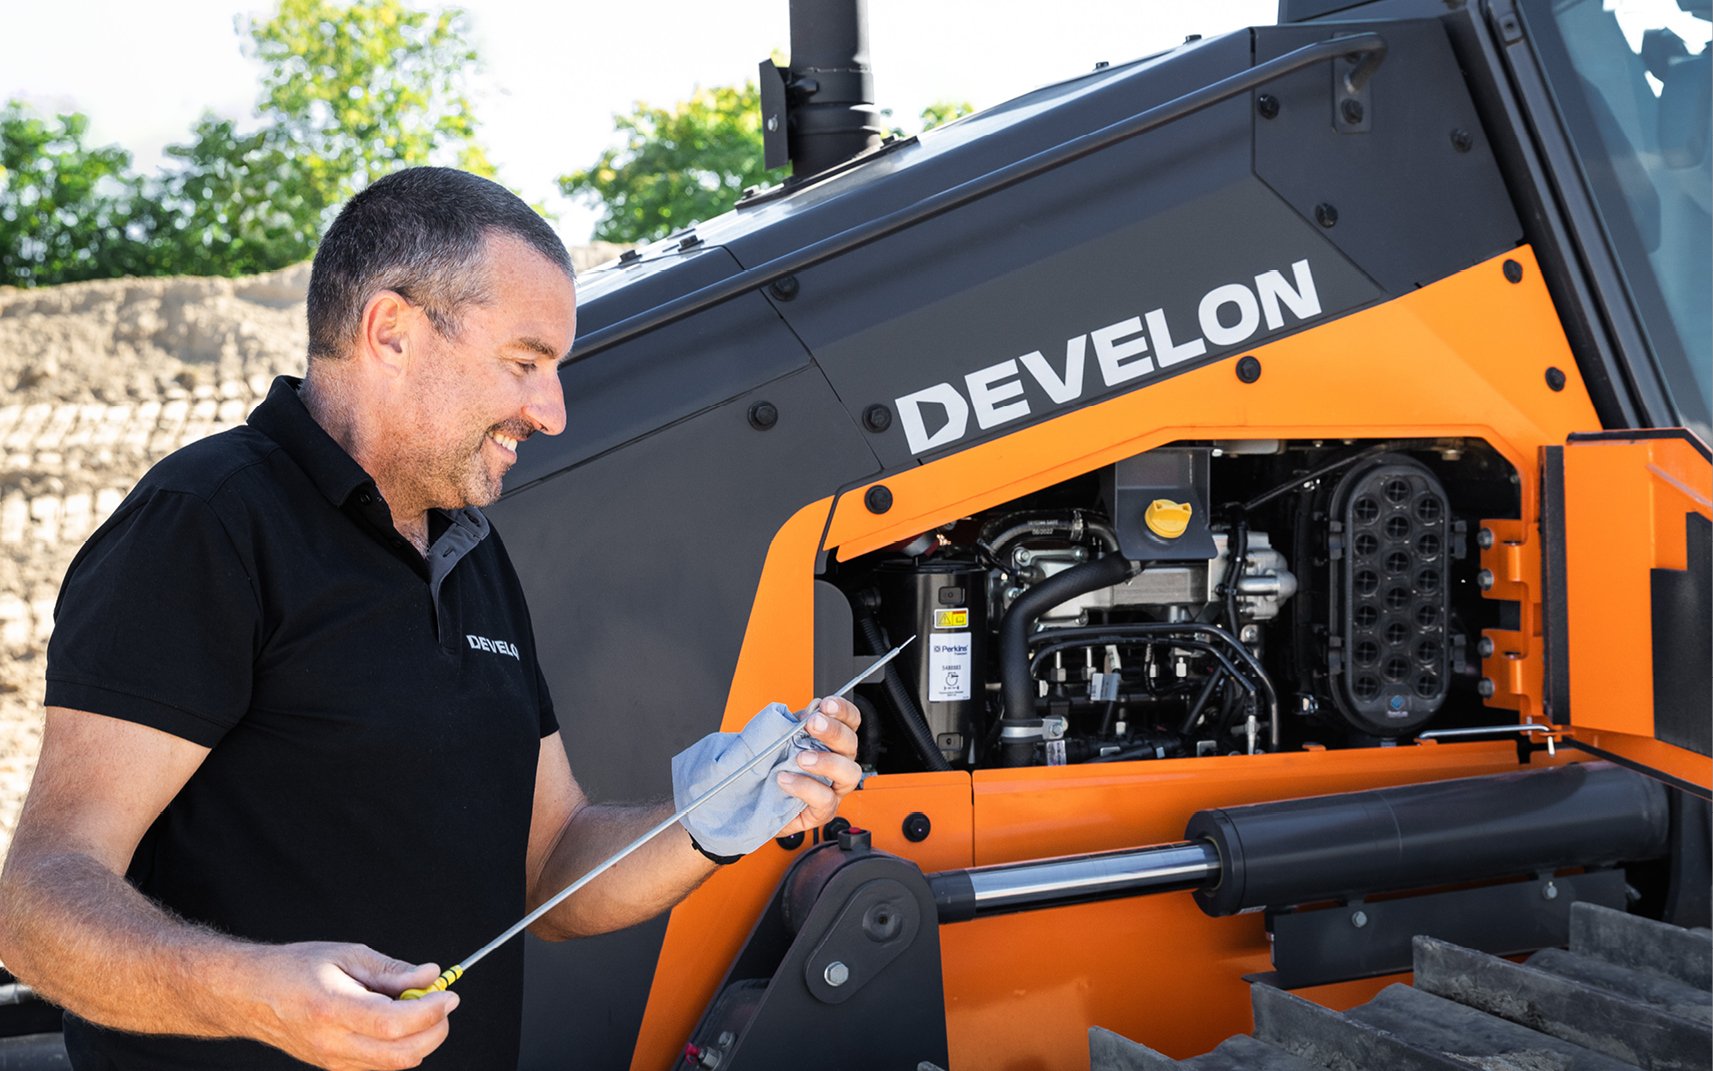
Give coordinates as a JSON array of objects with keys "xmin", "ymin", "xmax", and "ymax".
[
  {"xmin": 241, "ymin": 942, "xmax": 458, "ymax": 1071},
  {"xmin": 670, "ymin": 697, "xmax": 864, "ymax": 859},
  {"xmin": 772, "ymin": 696, "xmax": 862, "ymax": 838}
]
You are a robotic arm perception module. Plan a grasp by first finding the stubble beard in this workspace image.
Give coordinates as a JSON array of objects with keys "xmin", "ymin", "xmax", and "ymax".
[{"xmin": 428, "ymin": 427, "xmax": 508, "ymax": 510}]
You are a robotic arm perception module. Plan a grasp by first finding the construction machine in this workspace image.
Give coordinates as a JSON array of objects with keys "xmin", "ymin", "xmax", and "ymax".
[
  {"xmin": 489, "ymin": 0, "xmax": 1711, "ymax": 1066},
  {"xmin": 3, "ymin": 0, "xmax": 1705, "ymax": 1067}
]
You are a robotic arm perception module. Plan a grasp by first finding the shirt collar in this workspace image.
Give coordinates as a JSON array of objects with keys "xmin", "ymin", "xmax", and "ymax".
[
  {"xmin": 248, "ymin": 375, "xmax": 375, "ymax": 508},
  {"xmin": 248, "ymin": 376, "xmax": 492, "ymax": 554}
]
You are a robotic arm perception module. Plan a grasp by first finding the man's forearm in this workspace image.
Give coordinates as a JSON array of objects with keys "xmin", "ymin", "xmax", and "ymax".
[
  {"xmin": 0, "ymin": 849, "xmax": 259, "ymax": 1038},
  {"xmin": 526, "ymin": 801, "xmax": 716, "ymax": 940}
]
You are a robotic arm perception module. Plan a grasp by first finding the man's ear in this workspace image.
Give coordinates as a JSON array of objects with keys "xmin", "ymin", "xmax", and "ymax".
[{"xmin": 358, "ymin": 290, "xmax": 418, "ymax": 379}]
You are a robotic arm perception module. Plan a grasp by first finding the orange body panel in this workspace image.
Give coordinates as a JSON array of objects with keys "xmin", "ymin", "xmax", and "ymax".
[
  {"xmin": 824, "ymin": 249, "xmax": 1596, "ymax": 562},
  {"xmin": 1561, "ymin": 434, "xmax": 1712, "ymax": 757},
  {"xmin": 631, "ymin": 250, "xmax": 1610, "ymax": 1070}
]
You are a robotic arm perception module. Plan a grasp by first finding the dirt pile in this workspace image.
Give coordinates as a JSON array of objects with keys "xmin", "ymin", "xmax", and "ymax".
[{"xmin": 0, "ymin": 241, "xmax": 628, "ymax": 856}]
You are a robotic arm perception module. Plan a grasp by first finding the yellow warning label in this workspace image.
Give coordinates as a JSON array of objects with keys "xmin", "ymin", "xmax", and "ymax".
[{"xmin": 934, "ymin": 608, "xmax": 969, "ymax": 629}]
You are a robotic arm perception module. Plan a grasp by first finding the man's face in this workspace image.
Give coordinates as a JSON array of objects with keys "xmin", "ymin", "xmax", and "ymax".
[{"xmin": 396, "ymin": 234, "xmax": 575, "ymax": 511}]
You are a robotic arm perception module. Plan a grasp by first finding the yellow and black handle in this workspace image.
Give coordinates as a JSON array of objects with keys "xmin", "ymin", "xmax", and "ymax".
[{"xmin": 399, "ymin": 963, "xmax": 464, "ymax": 1001}]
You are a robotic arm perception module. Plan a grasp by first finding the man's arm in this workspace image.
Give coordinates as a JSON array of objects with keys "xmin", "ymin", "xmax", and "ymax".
[
  {"xmin": 0, "ymin": 708, "xmax": 459, "ymax": 1071},
  {"xmin": 524, "ymin": 697, "xmax": 862, "ymax": 940}
]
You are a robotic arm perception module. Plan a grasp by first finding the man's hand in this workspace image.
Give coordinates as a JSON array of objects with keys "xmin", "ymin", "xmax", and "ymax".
[
  {"xmin": 771, "ymin": 696, "xmax": 862, "ymax": 839},
  {"xmin": 669, "ymin": 697, "xmax": 865, "ymax": 859},
  {"xmin": 520, "ymin": 698, "xmax": 864, "ymax": 940},
  {"xmin": 238, "ymin": 942, "xmax": 458, "ymax": 1071}
]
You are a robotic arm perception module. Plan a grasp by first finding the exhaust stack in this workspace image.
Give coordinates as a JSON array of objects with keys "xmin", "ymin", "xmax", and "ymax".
[{"xmin": 760, "ymin": 0, "xmax": 884, "ymax": 180}]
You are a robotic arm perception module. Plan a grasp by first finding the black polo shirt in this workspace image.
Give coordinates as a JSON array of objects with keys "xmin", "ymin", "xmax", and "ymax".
[{"xmin": 45, "ymin": 377, "xmax": 557, "ymax": 1070}]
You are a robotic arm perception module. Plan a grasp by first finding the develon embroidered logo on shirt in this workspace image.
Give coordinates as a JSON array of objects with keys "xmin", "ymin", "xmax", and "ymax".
[{"xmin": 466, "ymin": 634, "xmax": 521, "ymax": 659}]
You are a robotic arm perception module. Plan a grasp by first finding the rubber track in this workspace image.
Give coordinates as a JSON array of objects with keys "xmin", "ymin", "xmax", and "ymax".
[{"xmin": 1091, "ymin": 902, "xmax": 1713, "ymax": 1071}]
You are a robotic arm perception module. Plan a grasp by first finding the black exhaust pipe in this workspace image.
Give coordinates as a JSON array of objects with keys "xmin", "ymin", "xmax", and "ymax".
[{"xmin": 760, "ymin": 0, "xmax": 884, "ymax": 180}]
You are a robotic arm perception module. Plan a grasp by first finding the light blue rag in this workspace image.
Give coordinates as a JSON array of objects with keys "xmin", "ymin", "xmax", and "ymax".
[{"xmin": 672, "ymin": 701, "xmax": 831, "ymax": 858}]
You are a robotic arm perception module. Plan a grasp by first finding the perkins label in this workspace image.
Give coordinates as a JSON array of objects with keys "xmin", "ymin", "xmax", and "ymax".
[
  {"xmin": 894, "ymin": 259, "xmax": 1322, "ymax": 455},
  {"xmin": 934, "ymin": 607, "xmax": 969, "ymax": 629},
  {"xmin": 928, "ymin": 632, "xmax": 973, "ymax": 702}
]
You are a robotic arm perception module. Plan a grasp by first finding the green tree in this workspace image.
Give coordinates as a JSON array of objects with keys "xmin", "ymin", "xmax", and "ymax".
[
  {"xmin": 242, "ymin": 0, "xmax": 493, "ymax": 211},
  {"xmin": 144, "ymin": 0, "xmax": 496, "ymax": 275},
  {"xmin": 2, "ymin": 0, "xmax": 498, "ymax": 286},
  {"xmin": 0, "ymin": 103, "xmax": 152, "ymax": 286},
  {"xmin": 563, "ymin": 90, "xmax": 975, "ymax": 245},
  {"xmin": 559, "ymin": 84, "xmax": 770, "ymax": 245},
  {"xmin": 135, "ymin": 117, "xmax": 318, "ymax": 277},
  {"xmin": 909, "ymin": 100, "xmax": 972, "ymax": 134}
]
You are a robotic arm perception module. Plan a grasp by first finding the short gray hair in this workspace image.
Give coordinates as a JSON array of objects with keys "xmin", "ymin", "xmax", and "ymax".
[{"xmin": 306, "ymin": 167, "xmax": 573, "ymax": 361}]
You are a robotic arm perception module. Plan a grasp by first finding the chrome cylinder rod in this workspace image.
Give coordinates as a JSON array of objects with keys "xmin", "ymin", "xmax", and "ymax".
[{"xmin": 929, "ymin": 840, "xmax": 1221, "ymax": 922}]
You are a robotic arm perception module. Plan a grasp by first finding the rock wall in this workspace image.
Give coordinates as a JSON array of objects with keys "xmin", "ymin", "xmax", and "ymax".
[{"xmin": 0, "ymin": 241, "xmax": 627, "ymax": 858}]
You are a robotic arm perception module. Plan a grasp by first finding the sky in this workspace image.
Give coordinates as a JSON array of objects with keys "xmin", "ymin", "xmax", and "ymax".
[{"xmin": 0, "ymin": 0, "xmax": 1278, "ymax": 245}]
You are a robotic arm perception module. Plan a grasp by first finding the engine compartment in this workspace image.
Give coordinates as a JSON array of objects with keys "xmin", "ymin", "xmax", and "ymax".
[{"xmin": 828, "ymin": 438, "xmax": 1520, "ymax": 771}]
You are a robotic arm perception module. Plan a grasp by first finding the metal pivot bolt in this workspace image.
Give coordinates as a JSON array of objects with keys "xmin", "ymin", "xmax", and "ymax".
[
  {"xmin": 748, "ymin": 401, "xmax": 779, "ymax": 430},
  {"xmin": 823, "ymin": 961, "xmax": 850, "ymax": 987},
  {"xmin": 1478, "ymin": 678, "xmax": 1497, "ymax": 698},
  {"xmin": 864, "ymin": 902, "xmax": 903, "ymax": 941},
  {"xmin": 1542, "ymin": 881, "xmax": 1559, "ymax": 900},
  {"xmin": 1477, "ymin": 527, "xmax": 1495, "ymax": 549},
  {"xmin": 1477, "ymin": 569, "xmax": 1495, "ymax": 590},
  {"xmin": 1351, "ymin": 910, "xmax": 1369, "ymax": 928}
]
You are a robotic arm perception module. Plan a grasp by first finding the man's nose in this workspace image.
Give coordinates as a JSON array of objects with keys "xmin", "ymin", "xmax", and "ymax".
[{"xmin": 524, "ymin": 371, "xmax": 566, "ymax": 437}]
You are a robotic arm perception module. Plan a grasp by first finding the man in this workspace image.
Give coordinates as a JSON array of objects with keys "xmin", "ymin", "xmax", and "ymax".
[{"xmin": 0, "ymin": 168, "xmax": 861, "ymax": 1070}]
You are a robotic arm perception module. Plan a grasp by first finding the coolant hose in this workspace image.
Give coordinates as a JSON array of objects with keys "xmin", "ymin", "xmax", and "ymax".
[
  {"xmin": 857, "ymin": 614, "xmax": 953, "ymax": 772},
  {"xmin": 998, "ymin": 553, "xmax": 1139, "ymax": 766}
]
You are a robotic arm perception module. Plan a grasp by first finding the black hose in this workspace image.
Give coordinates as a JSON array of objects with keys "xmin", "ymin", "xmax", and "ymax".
[
  {"xmin": 849, "ymin": 693, "xmax": 883, "ymax": 768},
  {"xmin": 1029, "ymin": 638, "xmax": 1260, "ymax": 736},
  {"xmin": 998, "ymin": 553, "xmax": 1139, "ymax": 766},
  {"xmin": 1181, "ymin": 667, "xmax": 1226, "ymax": 735},
  {"xmin": 1213, "ymin": 676, "xmax": 1250, "ymax": 738},
  {"xmin": 1098, "ymin": 696, "xmax": 1120, "ymax": 737},
  {"xmin": 1089, "ymin": 733, "xmax": 1186, "ymax": 763},
  {"xmin": 856, "ymin": 614, "xmax": 953, "ymax": 772},
  {"xmin": 978, "ymin": 509, "xmax": 1119, "ymax": 561},
  {"xmin": 1222, "ymin": 518, "xmax": 1249, "ymax": 633},
  {"xmin": 1025, "ymin": 623, "xmax": 1281, "ymax": 752}
]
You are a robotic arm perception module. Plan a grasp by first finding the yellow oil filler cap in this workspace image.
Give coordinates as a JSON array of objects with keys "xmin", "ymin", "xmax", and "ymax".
[{"xmin": 1145, "ymin": 499, "xmax": 1193, "ymax": 539}]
